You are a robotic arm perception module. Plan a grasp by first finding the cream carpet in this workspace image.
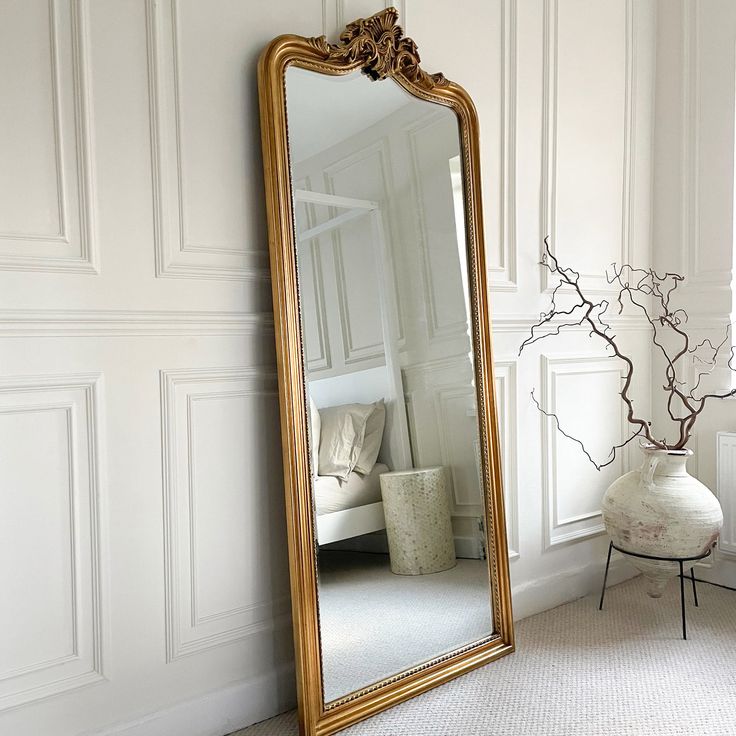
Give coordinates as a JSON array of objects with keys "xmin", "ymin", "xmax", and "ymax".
[
  {"xmin": 235, "ymin": 576, "xmax": 736, "ymax": 735},
  {"xmin": 318, "ymin": 551, "xmax": 492, "ymax": 702}
]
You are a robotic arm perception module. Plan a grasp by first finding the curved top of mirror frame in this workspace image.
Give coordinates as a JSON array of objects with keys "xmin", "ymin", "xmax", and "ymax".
[{"xmin": 258, "ymin": 9, "xmax": 514, "ymax": 736}]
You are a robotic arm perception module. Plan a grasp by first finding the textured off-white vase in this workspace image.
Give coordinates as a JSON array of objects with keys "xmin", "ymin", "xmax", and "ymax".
[{"xmin": 601, "ymin": 446, "xmax": 723, "ymax": 598}]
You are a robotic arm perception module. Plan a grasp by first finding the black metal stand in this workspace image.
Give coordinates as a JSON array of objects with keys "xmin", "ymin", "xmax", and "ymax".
[{"xmin": 598, "ymin": 542, "xmax": 713, "ymax": 640}]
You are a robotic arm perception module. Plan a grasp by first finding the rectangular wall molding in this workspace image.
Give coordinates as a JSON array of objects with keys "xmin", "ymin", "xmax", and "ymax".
[
  {"xmin": 434, "ymin": 384, "xmax": 480, "ymax": 508},
  {"xmin": 402, "ymin": 353, "xmax": 516, "ymax": 541},
  {"xmin": 490, "ymin": 0, "xmax": 518, "ymax": 292},
  {"xmin": 405, "ymin": 112, "xmax": 470, "ymax": 344},
  {"xmin": 293, "ymin": 176, "xmax": 332, "ymax": 373},
  {"xmin": 0, "ymin": 373, "xmax": 104, "ymax": 710},
  {"xmin": 541, "ymin": 355, "xmax": 631, "ymax": 549},
  {"xmin": 717, "ymin": 432, "xmax": 736, "ymax": 557},
  {"xmin": 541, "ymin": 0, "xmax": 634, "ymax": 293},
  {"xmin": 0, "ymin": 0, "xmax": 97, "ymax": 274},
  {"xmin": 324, "ymin": 140, "xmax": 398, "ymax": 364},
  {"xmin": 679, "ymin": 1, "xmax": 731, "ymax": 287},
  {"xmin": 494, "ymin": 359, "xmax": 519, "ymax": 560},
  {"xmin": 145, "ymin": 0, "xmax": 270, "ymax": 281},
  {"xmin": 160, "ymin": 367, "xmax": 290, "ymax": 661}
]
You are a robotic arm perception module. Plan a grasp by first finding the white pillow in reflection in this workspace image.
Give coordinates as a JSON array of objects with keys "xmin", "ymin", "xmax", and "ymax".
[
  {"xmin": 354, "ymin": 400, "xmax": 386, "ymax": 476},
  {"xmin": 317, "ymin": 403, "xmax": 373, "ymax": 481}
]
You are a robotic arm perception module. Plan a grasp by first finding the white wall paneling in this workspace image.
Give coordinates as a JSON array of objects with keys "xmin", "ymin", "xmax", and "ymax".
[
  {"xmin": 717, "ymin": 433, "xmax": 736, "ymax": 557},
  {"xmin": 0, "ymin": 0, "xmax": 661, "ymax": 732},
  {"xmin": 324, "ymin": 141, "xmax": 395, "ymax": 364},
  {"xmin": 0, "ymin": 0, "xmax": 97, "ymax": 273},
  {"xmin": 651, "ymin": 0, "xmax": 736, "ymax": 587},
  {"xmin": 160, "ymin": 367, "xmax": 290, "ymax": 661},
  {"xmin": 146, "ymin": 0, "xmax": 270, "ymax": 281},
  {"xmin": 678, "ymin": 0, "xmax": 734, "ymax": 288},
  {"xmin": 403, "ymin": 355, "xmax": 480, "ymax": 518},
  {"xmin": 669, "ymin": 0, "xmax": 734, "ymax": 325},
  {"xmin": 0, "ymin": 374, "xmax": 103, "ymax": 710},
  {"xmin": 410, "ymin": 0, "xmax": 517, "ymax": 293},
  {"xmin": 489, "ymin": 0, "xmax": 517, "ymax": 292},
  {"xmin": 294, "ymin": 118, "xmax": 411, "ymax": 379},
  {"xmin": 541, "ymin": 0, "xmax": 634, "ymax": 291},
  {"xmin": 322, "ymin": 1, "xmax": 408, "ymax": 40},
  {"xmin": 405, "ymin": 112, "xmax": 470, "ymax": 343},
  {"xmin": 541, "ymin": 355, "xmax": 631, "ymax": 549},
  {"xmin": 294, "ymin": 177, "xmax": 332, "ymax": 372},
  {"xmin": 491, "ymin": 314, "xmax": 650, "ymax": 336},
  {"xmin": 494, "ymin": 360, "xmax": 519, "ymax": 560},
  {"xmin": 435, "ymin": 385, "xmax": 482, "ymax": 507},
  {"xmin": 0, "ymin": 309, "xmax": 273, "ymax": 338},
  {"xmin": 680, "ymin": 0, "xmax": 700, "ymax": 282}
]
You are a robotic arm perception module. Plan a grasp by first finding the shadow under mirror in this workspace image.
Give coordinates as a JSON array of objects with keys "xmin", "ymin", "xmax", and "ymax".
[{"xmin": 286, "ymin": 66, "xmax": 494, "ymax": 705}]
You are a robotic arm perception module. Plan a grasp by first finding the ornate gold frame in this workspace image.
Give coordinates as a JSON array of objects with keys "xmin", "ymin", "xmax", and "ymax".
[{"xmin": 258, "ymin": 8, "xmax": 514, "ymax": 735}]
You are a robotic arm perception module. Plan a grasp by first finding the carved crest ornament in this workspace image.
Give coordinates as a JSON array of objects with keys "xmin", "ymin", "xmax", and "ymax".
[{"xmin": 308, "ymin": 7, "xmax": 448, "ymax": 90}]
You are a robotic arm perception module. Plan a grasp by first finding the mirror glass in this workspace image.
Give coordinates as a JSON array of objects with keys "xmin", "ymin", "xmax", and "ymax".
[{"xmin": 286, "ymin": 66, "xmax": 493, "ymax": 704}]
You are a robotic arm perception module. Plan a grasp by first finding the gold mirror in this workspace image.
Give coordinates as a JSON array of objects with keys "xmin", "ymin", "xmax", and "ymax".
[{"xmin": 258, "ymin": 9, "xmax": 513, "ymax": 735}]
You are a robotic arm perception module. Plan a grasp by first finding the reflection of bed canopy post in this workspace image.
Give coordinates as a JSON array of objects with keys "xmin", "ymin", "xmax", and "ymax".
[{"xmin": 294, "ymin": 189, "xmax": 412, "ymax": 471}]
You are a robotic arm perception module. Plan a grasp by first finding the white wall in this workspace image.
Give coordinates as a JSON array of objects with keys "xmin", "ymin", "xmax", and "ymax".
[
  {"xmin": 0, "ymin": 1, "xmax": 657, "ymax": 734},
  {"xmin": 651, "ymin": 0, "xmax": 736, "ymax": 586},
  {"xmin": 490, "ymin": 0, "xmax": 656, "ymax": 616},
  {"xmin": 0, "ymin": 2, "xmax": 298, "ymax": 735}
]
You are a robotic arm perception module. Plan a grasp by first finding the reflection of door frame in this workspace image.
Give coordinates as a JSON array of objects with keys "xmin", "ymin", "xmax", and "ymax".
[{"xmin": 295, "ymin": 188, "xmax": 412, "ymax": 471}]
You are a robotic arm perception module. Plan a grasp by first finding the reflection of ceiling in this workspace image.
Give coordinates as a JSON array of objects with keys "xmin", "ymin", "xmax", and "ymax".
[{"xmin": 286, "ymin": 67, "xmax": 422, "ymax": 162}]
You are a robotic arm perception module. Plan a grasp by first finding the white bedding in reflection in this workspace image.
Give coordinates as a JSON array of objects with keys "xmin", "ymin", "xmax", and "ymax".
[{"xmin": 314, "ymin": 463, "xmax": 388, "ymax": 516}]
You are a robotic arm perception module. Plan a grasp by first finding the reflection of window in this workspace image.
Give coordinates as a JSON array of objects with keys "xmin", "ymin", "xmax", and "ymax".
[{"xmin": 449, "ymin": 155, "xmax": 470, "ymax": 319}]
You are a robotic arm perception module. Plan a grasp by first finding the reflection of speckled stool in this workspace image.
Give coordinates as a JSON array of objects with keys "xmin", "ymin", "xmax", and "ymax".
[{"xmin": 379, "ymin": 466, "xmax": 456, "ymax": 575}]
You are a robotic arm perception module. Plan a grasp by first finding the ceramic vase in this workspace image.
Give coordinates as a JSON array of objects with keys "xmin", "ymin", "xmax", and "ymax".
[{"xmin": 601, "ymin": 446, "xmax": 723, "ymax": 598}]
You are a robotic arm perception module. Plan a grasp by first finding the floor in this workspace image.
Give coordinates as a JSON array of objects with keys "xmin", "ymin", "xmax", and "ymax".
[
  {"xmin": 317, "ymin": 550, "xmax": 492, "ymax": 702},
  {"xmin": 235, "ymin": 575, "xmax": 736, "ymax": 735}
]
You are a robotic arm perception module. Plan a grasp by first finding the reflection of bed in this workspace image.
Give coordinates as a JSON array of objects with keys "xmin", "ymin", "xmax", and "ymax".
[
  {"xmin": 296, "ymin": 189, "xmax": 412, "ymax": 546},
  {"xmin": 314, "ymin": 463, "xmax": 388, "ymax": 515},
  {"xmin": 309, "ymin": 366, "xmax": 412, "ymax": 546},
  {"xmin": 314, "ymin": 463, "xmax": 388, "ymax": 545}
]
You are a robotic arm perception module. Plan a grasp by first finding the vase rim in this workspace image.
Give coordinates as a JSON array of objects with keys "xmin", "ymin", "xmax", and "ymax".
[{"xmin": 640, "ymin": 443, "xmax": 693, "ymax": 457}]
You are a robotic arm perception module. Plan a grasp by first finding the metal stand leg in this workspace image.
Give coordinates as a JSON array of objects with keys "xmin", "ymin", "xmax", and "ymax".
[
  {"xmin": 601, "ymin": 543, "xmax": 711, "ymax": 641},
  {"xmin": 679, "ymin": 561, "xmax": 687, "ymax": 640},
  {"xmin": 599, "ymin": 542, "xmax": 613, "ymax": 611},
  {"xmin": 690, "ymin": 566, "xmax": 699, "ymax": 607}
]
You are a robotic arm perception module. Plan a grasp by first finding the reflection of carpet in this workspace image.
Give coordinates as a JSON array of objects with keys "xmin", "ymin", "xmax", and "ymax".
[
  {"xmin": 237, "ymin": 575, "xmax": 736, "ymax": 735},
  {"xmin": 317, "ymin": 550, "xmax": 492, "ymax": 703}
]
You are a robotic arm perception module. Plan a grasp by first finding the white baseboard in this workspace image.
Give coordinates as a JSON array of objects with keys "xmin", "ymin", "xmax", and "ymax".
[
  {"xmin": 85, "ymin": 664, "xmax": 296, "ymax": 736},
  {"xmin": 696, "ymin": 549, "xmax": 736, "ymax": 587},
  {"xmin": 84, "ymin": 558, "xmax": 639, "ymax": 736},
  {"xmin": 322, "ymin": 534, "xmax": 483, "ymax": 559},
  {"xmin": 512, "ymin": 554, "xmax": 638, "ymax": 621},
  {"xmin": 454, "ymin": 535, "xmax": 484, "ymax": 559}
]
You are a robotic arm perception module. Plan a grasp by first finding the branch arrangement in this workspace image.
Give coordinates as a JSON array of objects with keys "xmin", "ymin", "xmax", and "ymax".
[{"xmin": 519, "ymin": 239, "xmax": 736, "ymax": 468}]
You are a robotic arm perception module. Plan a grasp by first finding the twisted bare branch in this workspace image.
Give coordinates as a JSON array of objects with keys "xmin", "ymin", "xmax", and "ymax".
[
  {"xmin": 520, "ymin": 238, "xmax": 736, "ymax": 465},
  {"xmin": 531, "ymin": 390, "xmax": 644, "ymax": 471}
]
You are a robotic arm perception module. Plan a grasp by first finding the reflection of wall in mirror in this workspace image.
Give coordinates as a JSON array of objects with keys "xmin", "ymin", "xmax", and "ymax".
[{"xmin": 292, "ymin": 101, "xmax": 483, "ymax": 557}]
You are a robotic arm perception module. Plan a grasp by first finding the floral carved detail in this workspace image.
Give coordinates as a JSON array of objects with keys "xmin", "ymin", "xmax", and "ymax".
[{"xmin": 307, "ymin": 7, "xmax": 447, "ymax": 90}]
